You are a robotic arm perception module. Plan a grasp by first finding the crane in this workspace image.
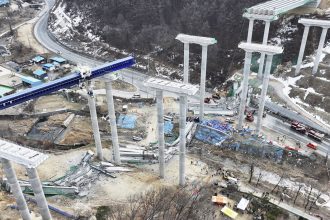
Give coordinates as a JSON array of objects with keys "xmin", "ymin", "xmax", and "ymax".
[{"xmin": 0, "ymin": 56, "xmax": 135, "ymax": 110}]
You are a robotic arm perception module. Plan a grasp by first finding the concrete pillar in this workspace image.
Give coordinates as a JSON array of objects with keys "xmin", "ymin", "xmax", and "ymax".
[
  {"xmin": 105, "ymin": 81, "xmax": 121, "ymax": 164},
  {"xmin": 237, "ymin": 52, "xmax": 253, "ymax": 129},
  {"xmin": 295, "ymin": 25, "xmax": 310, "ymax": 75},
  {"xmin": 156, "ymin": 90, "xmax": 165, "ymax": 178},
  {"xmin": 87, "ymin": 95, "xmax": 103, "ymax": 160},
  {"xmin": 199, "ymin": 45, "xmax": 208, "ymax": 121},
  {"xmin": 184, "ymin": 43, "xmax": 190, "ymax": 83},
  {"xmin": 26, "ymin": 168, "xmax": 52, "ymax": 220},
  {"xmin": 1, "ymin": 159, "xmax": 32, "ymax": 220},
  {"xmin": 257, "ymin": 20, "xmax": 271, "ymax": 79},
  {"xmin": 313, "ymin": 27, "xmax": 328, "ymax": 75},
  {"xmin": 179, "ymin": 95, "xmax": 187, "ymax": 186},
  {"xmin": 256, "ymin": 54, "xmax": 274, "ymax": 134},
  {"xmin": 247, "ymin": 19, "xmax": 255, "ymax": 43}
]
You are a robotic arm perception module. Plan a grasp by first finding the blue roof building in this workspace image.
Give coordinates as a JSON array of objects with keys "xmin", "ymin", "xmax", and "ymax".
[
  {"xmin": 50, "ymin": 57, "xmax": 66, "ymax": 64},
  {"xmin": 32, "ymin": 55, "xmax": 45, "ymax": 63},
  {"xmin": 33, "ymin": 69, "xmax": 47, "ymax": 79},
  {"xmin": 0, "ymin": 0, "xmax": 9, "ymax": 7},
  {"xmin": 42, "ymin": 63, "xmax": 55, "ymax": 71},
  {"xmin": 20, "ymin": 76, "xmax": 43, "ymax": 87}
]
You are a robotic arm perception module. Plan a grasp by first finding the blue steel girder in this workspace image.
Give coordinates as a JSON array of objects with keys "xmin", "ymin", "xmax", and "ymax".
[{"xmin": 0, "ymin": 56, "xmax": 135, "ymax": 110}]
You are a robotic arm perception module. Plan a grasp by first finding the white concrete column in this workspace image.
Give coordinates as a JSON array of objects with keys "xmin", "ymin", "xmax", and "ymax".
[
  {"xmin": 295, "ymin": 25, "xmax": 310, "ymax": 75},
  {"xmin": 184, "ymin": 43, "xmax": 190, "ymax": 83},
  {"xmin": 237, "ymin": 52, "xmax": 253, "ymax": 129},
  {"xmin": 256, "ymin": 54, "xmax": 274, "ymax": 134},
  {"xmin": 313, "ymin": 27, "xmax": 328, "ymax": 75},
  {"xmin": 1, "ymin": 159, "xmax": 32, "ymax": 220},
  {"xmin": 199, "ymin": 45, "xmax": 208, "ymax": 121},
  {"xmin": 156, "ymin": 90, "xmax": 165, "ymax": 179},
  {"xmin": 105, "ymin": 81, "xmax": 121, "ymax": 164},
  {"xmin": 87, "ymin": 94, "xmax": 103, "ymax": 161},
  {"xmin": 179, "ymin": 95, "xmax": 187, "ymax": 186},
  {"xmin": 26, "ymin": 168, "xmax": 52, "ymax": 220},
  {"xmin": 258, "ymin": 20, "xmax": 271, "ymax": 79},
  {"xmin": 247, "ymin": 19, "xmax": 255, "ymax": 43}
]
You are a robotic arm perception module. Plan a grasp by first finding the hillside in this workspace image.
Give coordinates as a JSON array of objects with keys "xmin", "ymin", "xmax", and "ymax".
[{"xmin": 49, "ymin": 0, "xmax": 330, "ymax": 117}]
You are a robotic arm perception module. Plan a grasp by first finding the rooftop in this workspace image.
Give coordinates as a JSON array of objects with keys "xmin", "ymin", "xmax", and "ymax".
[
  {"xmin": 32, "ymin": 55, "xmax": 45, "ymax": 63},
  {"xmin": 238, "ymin": 42, "xmax": 283, "ymax": 54},
  {"xmin": 20, "ymin": 75, "xmax": 42, "ymax": 84},
  {"xmin": 176, "ymin": 34, "xmax": 217, "ymax": 46},
  {"xmin": 144, "ymin": 78, "xmax": 199, "ymax": 96},
  {"xmin": 0, "ymin": 0, "xmax": 9, "ymax": 6},
  {"xmin": 0, "ymin": 139, "xmax": 48, "ymax": 168},
  {"xmin": 33, "ymin": 69, "xmax": 46, "ymax": 76},
  {"xmin": 50, "ymin": 57, "xmax": 66, "ymax": 63}
]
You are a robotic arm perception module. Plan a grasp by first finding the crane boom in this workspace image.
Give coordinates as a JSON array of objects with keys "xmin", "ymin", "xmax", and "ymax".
[{"xmin": 0, "ymin": 56, "xmax": 135, "ymax": 110}]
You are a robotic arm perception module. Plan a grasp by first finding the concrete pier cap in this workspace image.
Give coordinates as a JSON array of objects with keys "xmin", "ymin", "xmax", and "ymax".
[
  {"xmin": 299, "ymin": 18, "xmax": 330, "ymax": 28},
  {"xmin": 175, "ymin": 34, "xmax": 217, "ymax": 46},
  {"xmin": 238, "ymin": 42, "xmax": 283, "ymax": 55}
]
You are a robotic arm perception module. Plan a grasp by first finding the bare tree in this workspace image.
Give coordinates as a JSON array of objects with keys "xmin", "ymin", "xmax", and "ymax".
[
  {"xmin": 271, "ymin": 174, "xmax": 284, "ymax": 194},
  {"xmin": 293, "ymin": 184, "xmax": 304, "ymax": 205},
  {"xmin": 249, "ymin": 163, "xmax": 254, "ymax": 184},
  {"xmin": 256, "ymin": 172, "xmax": 263, "ymax": 187}
]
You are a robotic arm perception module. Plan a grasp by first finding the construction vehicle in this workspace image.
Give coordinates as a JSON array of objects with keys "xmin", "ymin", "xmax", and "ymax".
[
  {"xmin": 245, "ymin": 112, "xmax": 254, "ymax": 122},
  {"xmin": 204, "ymin": 97, "xmax": 211, "ymax": 104},
  {"xmin": 307, "ymin": 129, "xmax": 324, "ymax": 142},
  {"xmin": 290, "ymin": 121, "xmax": 306, "ymax": 134}
]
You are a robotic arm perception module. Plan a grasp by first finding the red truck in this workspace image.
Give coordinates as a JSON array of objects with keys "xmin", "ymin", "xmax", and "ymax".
[{"xmin": 290, "ymin": 121, "xmax": 306, "ymax": 134}]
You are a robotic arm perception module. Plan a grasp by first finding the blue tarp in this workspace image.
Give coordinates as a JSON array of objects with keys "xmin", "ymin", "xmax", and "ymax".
[
  {"xmin": 164, "ymin": 121, "xmax": 173, "ymax": 135},
  {"xmin": 201, "ymin": 120, "xmax": 233, "ymax": 134},
  {"xmin": 195, "ymin": 125, "xmax": 228, "ymax": 145},
  {"xmin": 117, "ymin": 115, "xmax": 137, "ymax": 129}
]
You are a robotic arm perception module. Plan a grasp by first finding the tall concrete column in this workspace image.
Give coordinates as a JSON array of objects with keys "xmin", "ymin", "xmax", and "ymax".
[
  {"xmin": 199, "ymin": 45, "xmax": 208, "ymax": 121},
  {"xmin": 256, "ymin": 54, "xmax": 274, "ymax": 134},
  {"xmin": 184, "ymin": 43, "xmax": 190, "ymax": 83},
  {"xmin": 237, "ymin": 52, "xmax": 253, "ymax": 129},
  {"xmin": 295, "ymin": 25, "xmax": 310, "ymax": 75},
  {"xmin": 313, "ymin": 27, "xmax": 328, "ymax": 75},
  {"xmin": 156, "ymin": 90, "xmax": 165, "ymax": 178},
  {"xmin": 257, "ymin": 20, "xmax": 271, "ymax": 79},
  {"xmin": 87, "ymin": 95, "xmax": 103, "ymax": 160},
  {"xmin": 247, "ymin": 19, "xmax": 255, "ymax": 43},
  {"xmin": 1, "ymin": 159, "xmax": 31, "ymax": 220},
  {"xmin": 26, "ymin": 168, "xmax": 52, "ymax": 220},
  {"xmin": 105, "ymin": 81, "xmax": 121, "ymax": 164},
  {"xmin": 179, "ymin": 95, "xmax": 187, "ymax": 186}
]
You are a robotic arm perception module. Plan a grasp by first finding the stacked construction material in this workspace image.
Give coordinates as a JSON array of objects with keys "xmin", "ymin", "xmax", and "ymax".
[{"xmin": 200, "ymin": 120, "xmax": 233, "ymax": 135}]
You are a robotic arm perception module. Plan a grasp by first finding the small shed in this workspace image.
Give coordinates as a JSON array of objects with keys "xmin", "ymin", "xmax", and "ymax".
[
  {"xmin": 33, "ymin": 69, "xmax": 47, "ymax": 79},
  {"xmin": 221, "ymin": 206, "xmax": 238, "ymax": 219},
  {"xmin": 21, "ymin": 76, "xmax": 42, "ymax": 87},
  {"xmin": 237, "ymin": 198, "xmax": 250, "ymax": 211},
  {"xmin": 212, "ymin": 195, "xmax": 228, "ymax": 205},
  {"xmin": 42, "ymin": 63, "xmax": 55, "ymax": 71},
  {"xmin": 32, "ymin": 55, "xmax": 45, "ymax": 64},
  {"xmin": 50, "ymin": 57, "xmax": 67, "ymax": 65}
]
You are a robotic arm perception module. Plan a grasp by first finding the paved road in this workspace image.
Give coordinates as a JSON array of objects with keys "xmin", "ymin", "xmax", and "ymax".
[
  {"xmin": 269, "ymin": 79, "xmax": 330, "ymax": 134},
  {"xmin": 263, "ymin": 115, "xmax": 330, "ymax": 155}
]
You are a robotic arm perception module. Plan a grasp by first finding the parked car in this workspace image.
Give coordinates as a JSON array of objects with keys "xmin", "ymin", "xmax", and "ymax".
[{"xmin": 307, "ymin": 142, "xmax": 317, "ymax": 150}]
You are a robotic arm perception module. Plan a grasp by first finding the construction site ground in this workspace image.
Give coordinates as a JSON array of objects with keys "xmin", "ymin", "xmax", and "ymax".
[{"xmin": 0, "ymin": 80, "xmax": 329, "ymax": 219}]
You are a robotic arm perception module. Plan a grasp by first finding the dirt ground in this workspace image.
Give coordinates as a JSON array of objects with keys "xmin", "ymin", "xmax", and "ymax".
[
  {"xmin": 16, "ymin": 23, "xmax": 46, "ymax": 55},
  {"xmin": 33, "ymin": 94, "xmax": 82, "ymax": 113}
]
